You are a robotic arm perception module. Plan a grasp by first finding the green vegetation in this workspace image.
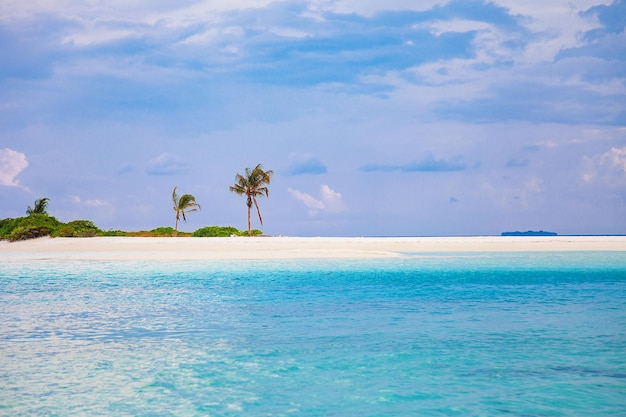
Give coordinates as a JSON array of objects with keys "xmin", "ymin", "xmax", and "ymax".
[
  {"xmin": 0, "ymin": 216, "xmax": 258, "ymax": 241},
  {"xmin": 229, "ymin": 163, "xmax": 274, "ymax": 236},
  {"xmin": 1, "ymin": 198, "xmax": 101, "ymax": 241},
  {"xmin": 0, "ymin": 214, "xmax": 89, "ymax": 241},
  {"xmin": 99, "ymin": 227, "xmax": 189, "ymax": 237},
  {"xmin": 53, "ymin": 220, "xmax": 100, "ymax": 237},
  {"xmin": 193, "ymin": 226, "xmax": 262, "ymax": 237}
]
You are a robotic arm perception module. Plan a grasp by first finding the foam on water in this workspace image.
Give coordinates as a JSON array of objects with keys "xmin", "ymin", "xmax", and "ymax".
[{"xmin": 1, "ymin": 252, "xmax": 625, "ymax": 416}]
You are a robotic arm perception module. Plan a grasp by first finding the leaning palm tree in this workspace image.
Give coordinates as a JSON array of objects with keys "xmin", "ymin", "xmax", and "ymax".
[
  {"xmin": 229, "ymin": 164, "xmax": 274, "ymax": 236},
  {"xmin": 172, "ymin": 186, "xmax": 201, "ymax": 236},
  {"xmin": 26, "ymin": 197, "xmax": 49, "ymax": 216}
]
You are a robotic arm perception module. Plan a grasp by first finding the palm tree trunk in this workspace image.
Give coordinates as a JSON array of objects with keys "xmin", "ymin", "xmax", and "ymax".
[
  {"xmin": 247, "ymin": 205, "xmax": 251, "ymax": 236},
  {"xmin": 253, "ymin": 198, "xmax": 263, "ymax": 227}
]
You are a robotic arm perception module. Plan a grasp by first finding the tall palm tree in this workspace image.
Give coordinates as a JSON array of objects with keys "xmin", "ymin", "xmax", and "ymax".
[
  {"xmin": 172, "ymin": 186, "xmax": 200, "ymax": 236},
  {"xmin": 229, "ymin": 164, "xmax": 274, "ymax": 236},
  {"xmin": 26, "ymin": 197, "xmax": 49, "ymax": 216}
]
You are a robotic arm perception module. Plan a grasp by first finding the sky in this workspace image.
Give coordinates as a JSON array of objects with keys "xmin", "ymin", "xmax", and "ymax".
[{"xmin": 1, "ymin": 0, "xmax": 625, "ymax": 236}]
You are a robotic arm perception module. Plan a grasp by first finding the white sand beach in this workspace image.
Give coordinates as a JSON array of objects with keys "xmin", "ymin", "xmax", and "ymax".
[{"xmin": 1, "ymin": 236, "xmax": 625, "ymax": 261}]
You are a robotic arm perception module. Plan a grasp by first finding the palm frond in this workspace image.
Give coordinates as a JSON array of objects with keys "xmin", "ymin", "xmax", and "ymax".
[
  {"xmin": 172, "ymin": 186, "xmax": 179, "ymax": 208},
  {"xmin": 27, "ymin": 197, "xmax": 49, "ymax": 215},
  {"xmin": 172, "ymin": 187, "xmax": 200, "ymax": 229},
  {"xmin": 178, "ymin": 194, "xmax": 200, "ymax": 210}
]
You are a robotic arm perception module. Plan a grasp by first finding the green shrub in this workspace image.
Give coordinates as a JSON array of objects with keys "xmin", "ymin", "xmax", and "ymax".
[
  {"xmin": 67, "ymin": 220, "xmax": 97, "ymax": 229},
  {"xmin": 192, "ymin": 226, "xmax": 263, "ymax": 237},
  {"xmin": 193, "ymin": 226, "xmax": 244, "ymax": 237},
  {"xmin": 54, "ymin": 226, "xmax": 74, "ymax": 237},
  {"xmin": 0, "ymin": 218, "xmax": 18, "ymax": 238},
  {"xmin": 8, "ymin": 226, "xmax": 51, "ymax": 241},
  {"xmin": 21, "ymin": 214, "xmax": 62, "ymax": 230},
  {"xmin": 0, "ymin": 215, "xmax": 62, "ymax": 240},
  {"xmin": 98, "ymin": 229, "xmax": 128, "ymax": 237},
  {"xmin": 150, "ymin": 227, "xmax": 177, "ymax": 236},
  {"xmin": 52, "ymin": 220, "xmax": 100, "ymax": 237},
  {"xmin": 0, "ymin": 215, "xmax": 102, "ymax": 240}
]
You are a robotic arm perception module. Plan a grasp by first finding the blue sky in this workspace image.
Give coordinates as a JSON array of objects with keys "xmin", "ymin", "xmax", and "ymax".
[{"xmin": 1, "ymin": 0, "xmax": 625, "ymax": 236}]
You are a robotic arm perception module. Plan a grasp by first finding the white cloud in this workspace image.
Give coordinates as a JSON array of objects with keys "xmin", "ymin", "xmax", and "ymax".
[
  {"xmin": 0, "ymin": 148, "xmax": 28, "ymax": 186},
  {"xmin": 70, "ymin": 195, "xmax": 108, "ymax": 207},
  {"xmin": 269, "ymin": 27, "xmax": 311, "ymax": 38},
  {"xmin": 583, "ymin": 146, "xmax": 626, "ymax": 186},
  {"xmin": 327, "ymin": 0, "xmax": 443, "ymax": 16},
  {"xmin": 320, "ymin": 185, "xmax": 344, "ymax": 209},
  {"xmin": 63, "ymin": 28, "xmax": 138, "ymax": 47},
  {"xmin": 179, "ymin": 26, "xmax": 245, "ymax": 45},
  {"xmin": 500, "ymin": 0, "xmax": 613, "ymax": 63},
  {"xmin": 289, "ymin": 184, "xmax": 346, "ymax": 216},
  {"xmin": 601, "ymin": 147, "xmax": 626, "ymax": 172},
  {"xmin": 417, "ymin": 19, "xmax": 493, "ymax": 37},
  {"xmin": 288, "ymin": 188, "xmax": 325, "ymax": 216}
]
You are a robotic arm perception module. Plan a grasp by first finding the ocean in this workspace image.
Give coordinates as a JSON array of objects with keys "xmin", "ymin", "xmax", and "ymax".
[{"xmin": 1, "ymin": 251, "xmax": 625, "ymax": 416}]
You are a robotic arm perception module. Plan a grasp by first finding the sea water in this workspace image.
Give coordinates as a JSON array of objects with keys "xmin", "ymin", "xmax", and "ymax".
[{"xmin": 1, "ymin": 252, "xmax": 625, "ymax": 416}]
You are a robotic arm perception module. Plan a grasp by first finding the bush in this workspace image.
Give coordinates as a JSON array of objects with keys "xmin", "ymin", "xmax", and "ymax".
[
  {"xmin": 98, "ymin": 229, "xmax": 128, "ymax": 237},
  {"xmin": 0, "ymin": 215, "xmax": 62, "ymax": 240},
  {"xmin": 193, "ymin": 226, "xmax": 244, "ymax": 237},
  {"xmin": 0, "ymin": 215, "xmax": 102, "ymax": 241},
  {"xmin": 192, "ymin": 226, "xmax": 263, "ymax": 237},
  {"xmin": 52, "ymin": 220, "xmax": 100, "ymax": 237},
  {"xmin": 0, "ymin": 218, "xmax": 18, "ymax": 238},
  {"xmin": 21, "ymin": 214, "xmax": 62, "ymax": 230},
  {"xmin": 119, "ymin": 228, "xmax": 190, "ymax": 237},
  {"xmin": 150, "ymin": 227, "xmax": 177, "ymax": 236},
  {"xmin": 8, "ymin": 226, "xmax": 51, "ymax": 241}
]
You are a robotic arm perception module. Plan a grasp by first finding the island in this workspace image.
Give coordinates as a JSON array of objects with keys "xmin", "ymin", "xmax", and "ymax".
[{"xmin": 501, "ymin": 230, "xmax": 558, "ymax": 236}]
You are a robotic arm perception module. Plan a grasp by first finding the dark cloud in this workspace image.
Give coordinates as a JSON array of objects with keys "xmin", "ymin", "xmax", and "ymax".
[
  {"xmin": 581, "ymin": 0, "xmax": 626, "ymax": 39},
  {"xmin": 523, "ymin": 145, "xmax": 541, "ymax": 153},
  {"xmin": 207, "ymin": 0, "xmax": 527, "ymax": 86},
  {"xmin": 117, "ymin": 165, "xmax": 135, "ymax": 175},
  {"xmin": 554, "ymin": 1, "xmax": 626, "ymax": 90},
  {"xmin": 430, "ymin": 0, "xmax": 526, "ymax": 29},
  {"xmin": 285, "ymin": 155, "xmax": 327, "ymax": 176},
  {"xmin": 361, "ymin": 153, "xmax": 467, "ymax": 173},
  {"xmin": 0, "ymin": 17, "xmax": 76, "ymax": 81},
  {"xmin": 506, "ymin": 158, "xmax": 529, "ymax": 168},
  {"xmin": 433, "ymin": 81, "xmax": 626, "ymax": 125},
  {"xmin": 145, "ymin": 153, "xmax": 189, "ymax": 176}
]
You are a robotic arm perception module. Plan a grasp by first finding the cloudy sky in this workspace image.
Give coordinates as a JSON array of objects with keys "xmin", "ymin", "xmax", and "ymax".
[{"xmin": 1, "ymin": 0, "xmax": 625, "ymax": 236}]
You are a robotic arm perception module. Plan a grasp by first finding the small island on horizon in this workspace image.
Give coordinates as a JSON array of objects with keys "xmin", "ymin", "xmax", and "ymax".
[{"xmin": 501, "ymin": 230, "xmax": 558, "ymax": 237}]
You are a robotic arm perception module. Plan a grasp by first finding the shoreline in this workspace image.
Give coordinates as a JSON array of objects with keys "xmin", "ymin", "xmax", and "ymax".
[{"xmin": 1, "ymin": 236, "xmax": 625, "ymax": 261}]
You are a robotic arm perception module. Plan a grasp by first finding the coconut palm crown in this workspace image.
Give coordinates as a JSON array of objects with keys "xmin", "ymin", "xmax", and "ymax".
[
  {"xmin": 229, "ymin": 164, "xmax": 274, "ymax": 236},
  {"xmin": 172, "ymin": 186, "xmax": 200, "ymax": 235},
  {"xmin": 26, "ymin": 197, "xmax": 49, "ymax": 216}
]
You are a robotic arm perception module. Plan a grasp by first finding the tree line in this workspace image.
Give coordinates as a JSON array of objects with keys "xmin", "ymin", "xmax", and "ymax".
[{"xmin": 1, "ymin": 164, "xmax": 274, "ymax": 241}]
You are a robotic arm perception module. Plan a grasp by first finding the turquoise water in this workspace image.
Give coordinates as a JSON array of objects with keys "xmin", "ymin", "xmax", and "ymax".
[{"xmin": 1, "ymin": 252, "xmax": 625, "ymax": 416}]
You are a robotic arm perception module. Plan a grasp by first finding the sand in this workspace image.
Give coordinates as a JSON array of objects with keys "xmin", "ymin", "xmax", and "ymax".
[{"xmin": 1, "ymin": 236, "xmax": 625, "ymax": 261}]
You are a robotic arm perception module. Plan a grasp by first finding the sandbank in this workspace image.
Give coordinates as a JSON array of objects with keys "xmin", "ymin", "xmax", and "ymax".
[{"xmin": 0, "ymin": 236, "xmax": 625, "ymax": 262}]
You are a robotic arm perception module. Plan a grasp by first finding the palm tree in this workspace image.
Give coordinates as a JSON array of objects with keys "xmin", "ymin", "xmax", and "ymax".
[
  {"xmin": 172, "ymin": 186, "xmax": 200, "ymax": 236},
  {"xmin": 229, "ymin": 164, "xmax": 274, "ymax": 236},
  {"xmin": 26, "ymin": 197, "xmax": 49, "ymax": 216}
]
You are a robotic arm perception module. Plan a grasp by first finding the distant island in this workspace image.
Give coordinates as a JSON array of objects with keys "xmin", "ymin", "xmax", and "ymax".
[{"xmin": 501, "ymin": 230, "xmax": 557, "ymax": 236}]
